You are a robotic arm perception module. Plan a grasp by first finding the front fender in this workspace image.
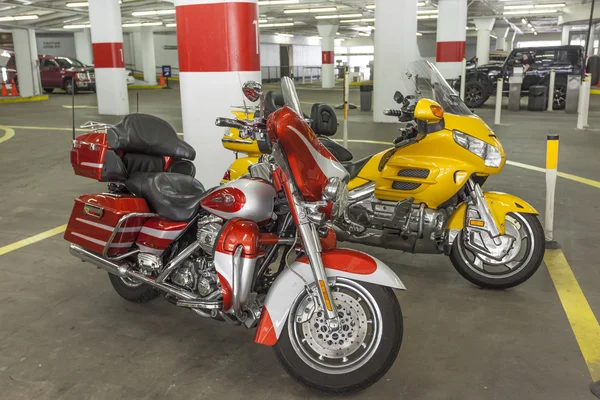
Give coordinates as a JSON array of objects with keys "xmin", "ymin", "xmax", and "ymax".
[
  {"xmin": 221, "ymin": 156, "xmax": 259, "ymax": 183},
  {"xmin": 254, "ymin": 248, "xmax": 405, "ymax": 346},
  {"xmin": 446, "ymin": 191, "xmax": 538, "ymax": 235}
]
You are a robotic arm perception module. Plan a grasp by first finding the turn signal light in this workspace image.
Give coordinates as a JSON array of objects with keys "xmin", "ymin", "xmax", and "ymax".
[
  {"xmin": 469, "ymin": 220, "xmax": 485, "ymax": 227},
  {"xmin": 430, "ymin": 105, "xmax": 444, "ymax": 119}
]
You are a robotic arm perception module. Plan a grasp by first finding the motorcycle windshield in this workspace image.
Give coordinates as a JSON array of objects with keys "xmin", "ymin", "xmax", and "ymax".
[
  {"xmin": 280, "ymin": 76, "xmax": 304, "ymax": 117},
  {"xmin": 407, "ymin": 60, "xmax": 473, "ymax": 116}
]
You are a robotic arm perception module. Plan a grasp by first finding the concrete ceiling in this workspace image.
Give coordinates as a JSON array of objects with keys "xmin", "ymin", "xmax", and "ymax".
[{"xmin": 0, "ymin": 0, "xmax": 592, "ymax": 38}]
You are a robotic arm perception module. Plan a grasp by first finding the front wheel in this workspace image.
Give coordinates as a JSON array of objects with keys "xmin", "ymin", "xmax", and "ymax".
[
  {"xmin": 464, "ymin": 80, "xmax": 489, "ymax": 108},
  {"xmin": 274, "ymin": 278, "xmax": 403, "ymax": 395},
  {"xmin": 64, "ymin": 78, "xmax": 76, "ymax": 95},
  {"xmin": 449, "ymin": 212, "xmax": 545, "ymax": 290}
]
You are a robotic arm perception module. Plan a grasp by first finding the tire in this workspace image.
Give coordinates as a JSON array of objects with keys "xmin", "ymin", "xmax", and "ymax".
[
  {"xmin": 108, "ymin": 273, "xmax": 160, "ymax": 303},
  {"xmin": 64, "ymin": 78, "xmax": 76, "ymax": 95},
  {"xmin": 273, "ymin": 279, "xmax": 403, "ymax": 395},
  {"xmin": 586, "ymin": 55, "xmax": 600, "ymax": 86},
  {"xmin": 552, "ymin": 84, "xmax": 566, "ymax": 110},
  {"xmin": 464, "ymin": 80, "xmax": 489, "ymax": 108},
  {"xmin": 449, "ymin": 212, "xmax": 545, "ymax": 290}
]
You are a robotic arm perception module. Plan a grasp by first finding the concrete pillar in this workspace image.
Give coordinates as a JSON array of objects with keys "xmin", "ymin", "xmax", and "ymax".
[
  {"xmin": 317, "ymin": 24, "xmax": 338, "ymax": 88},
  {"xmin": 495, "ymin": 27, "xmax": 510, "ymax": 51},
  {"xmin": 436, "ymin": 0, "xmax": 467, "ymax": 79},
  {"xmin": 474, "ymin": 18, "xmax": 495, "ymax": 65},
  {"xmin": 74, "ymin": 28, "xmax": 93, "ymax": 65},
  {"xmin": 140, "ymin": 26, "xmax": 157, "ymax": 84},
  {"xmin": 508, "ymin": 30, "xmax": 517, "ymax": 52},
  {"xmin": 561, "ymin": 25, "xmax": 571, "ymax": 46},
  {"xmin": 89, "ymin": 0, "xmax": 128, "ymax": 115},
  {"xmin": 11, "ymin": 28, "xmax": 41, "ymax": 97},
  {"xmin": 175, "ymin": 0, "xmax": 261, "ymax": 187},
  {"xmin": 373, "ymin": 0, "xmax": 418, "ymax": 123}
]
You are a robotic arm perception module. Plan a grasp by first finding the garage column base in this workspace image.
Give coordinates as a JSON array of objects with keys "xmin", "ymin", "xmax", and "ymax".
[{"xmin": 590, "ymin": 381, "xmax": 600, "ymax": 398}]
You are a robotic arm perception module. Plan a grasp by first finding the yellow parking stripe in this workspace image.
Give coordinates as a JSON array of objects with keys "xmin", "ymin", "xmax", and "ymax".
[
  {"xmin": 0, "ymin": 126, "xmax": 15, "ymax": 144},
  {"xmin": 545, "ymin": 249, "xmax": 600, "ymax": 381},
  {"xmin": 507, "ymin": 160, "xmax": 600, "ymax": 189},
  {"xmin": 0, "ymin": 225, "xmax": 67, "ymax": 256}
]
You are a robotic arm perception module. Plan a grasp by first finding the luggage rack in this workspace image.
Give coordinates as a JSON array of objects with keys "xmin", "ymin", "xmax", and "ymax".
[
  {"xmin": 80, "ymin": 121, "xmax": 115, "ymax": 132},
  {"xmin": 103, "ymin": 212, "xmax": 158, "ymax": 261}
]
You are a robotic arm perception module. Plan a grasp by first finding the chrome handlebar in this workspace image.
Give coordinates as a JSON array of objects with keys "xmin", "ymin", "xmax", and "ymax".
[{"xmin": 215, "ymin": 117, "xmax": 266, "ymax": 140}]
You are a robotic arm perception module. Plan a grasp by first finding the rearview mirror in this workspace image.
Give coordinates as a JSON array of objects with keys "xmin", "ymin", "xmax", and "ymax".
[
  {"xmin": 393, "ymin": 91, "xmax": 404, "ymax": 104},
  {"xmin": 242, "ymin": 81, "xmax": 262, "ymax": 102}
]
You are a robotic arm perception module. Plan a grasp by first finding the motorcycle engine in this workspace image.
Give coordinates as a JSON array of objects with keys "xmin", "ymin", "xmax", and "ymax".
[
  {"xmin": 171, "ymin": 257, "xmax": 219, "ymax": 297},
  {"xmin": 197, "ymin": 216, "xmax": 223, "ymax": 255}
]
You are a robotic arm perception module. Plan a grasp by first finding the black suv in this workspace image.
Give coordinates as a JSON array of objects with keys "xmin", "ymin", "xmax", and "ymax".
[{"xmin": 459, "ymin": 45, "xmax": 585, "ymax": 109}]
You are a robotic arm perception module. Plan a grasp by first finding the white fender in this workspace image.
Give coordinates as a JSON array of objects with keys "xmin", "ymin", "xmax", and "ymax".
[{"xmin": 253, "ymin": 248, "xmax": 405, "ymax": 346}]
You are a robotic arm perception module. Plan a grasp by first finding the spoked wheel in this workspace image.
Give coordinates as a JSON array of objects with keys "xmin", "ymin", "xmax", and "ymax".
[
  {"xmin": 274, "ymin": 278, "xmax": 403, "ymax": 395},
  {"xmin": 553, "ymin": 85, "xmax": 566, "ymax": 110},
  {"xmin": 450, "ymin": 212, "xmax": 545, "ymax": 289},
  {"xmin": 108, "ymin": 273, "xmax": 160, "ymax": 303},
  {"xmin": 464, "ymin": 81, "xmax": 488, "ymax": 108}
]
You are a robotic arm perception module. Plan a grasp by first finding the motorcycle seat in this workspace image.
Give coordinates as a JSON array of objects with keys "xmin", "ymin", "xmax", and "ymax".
[
  {"xmin": 126, "ymin": 172, "xmax": 205, "ymax": 221},
  {"xmin": 320, "ymin": 136, "xmax": 353, "ymax": 162},
  {"xmin": 342, "ymin": 156, "xmax": 372, "ymax": 180}
]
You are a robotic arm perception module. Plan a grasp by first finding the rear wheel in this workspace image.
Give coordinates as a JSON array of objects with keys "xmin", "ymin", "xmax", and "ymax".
[
  {"xmin": 108, "ymin": 273, "xmax": 160, "ymax": 303},
  {"xmin": 449, "ymin": 212, "xmax": 544, "ymax": 289},
  {"xmin": 274, "ymin": 279, "xmax": 402, "ymax": 395},
  {"xmin": 464, "ymin": 80, "xmax": 488, "ymax": 108}
]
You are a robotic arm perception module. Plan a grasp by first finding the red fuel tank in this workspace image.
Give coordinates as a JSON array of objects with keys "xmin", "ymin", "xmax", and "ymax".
[{"xmin": 201, "ymin": 178, "xmax": 276, "ymax": 222}]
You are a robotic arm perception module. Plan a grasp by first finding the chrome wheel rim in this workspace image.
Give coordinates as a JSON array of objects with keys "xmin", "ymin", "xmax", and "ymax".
[
  {"xmin": 553, "ymin": 86, "xmax": 566, "ymax": 108},
  {"xmin": 288, "ymin": 278, "xmax": 383, "ymax": 374},
  {"xmin": 466, "ymin": 86, "xmax": 482, "ymax": 104},
  {"xmin": 120, "ymin": 276, "xmax": 143, "ymax": 288},
  {"xmin": 458, "ymin": 213, "xmax": 535, "ymax": 279}
]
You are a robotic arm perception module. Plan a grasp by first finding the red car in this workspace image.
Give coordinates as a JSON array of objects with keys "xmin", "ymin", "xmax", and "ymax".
[{"xmin": 4, "ymin": 53, "xmax": 95, "ymax": 94}]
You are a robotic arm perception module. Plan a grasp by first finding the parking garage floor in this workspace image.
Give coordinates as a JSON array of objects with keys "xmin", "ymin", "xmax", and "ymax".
[{"xmin": 1, "ymin": 83, "xmax": 599, "ymax": 399}]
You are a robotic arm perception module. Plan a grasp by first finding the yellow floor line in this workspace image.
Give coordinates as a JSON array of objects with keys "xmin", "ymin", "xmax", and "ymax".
[
  {"xmin": 62, "ymin": 105, "xmax": 97, "ymax": 109},
  {"xmin": 5, "ymin": 125, "xmax": 87, "ymax": 132},
  {"xmin": 0, "ymin": 224, "xmax": 67, "ymax": 256},
  {"xmin": 0, "ymin": 126, "xmax": 15, "ymax": 144},
  {"xmin": 0, "ymin": 95, "xmax": 49, "ymax": 104},
  {"xmin": 545, "ymin": 249, "xmax": 600, "ymax": 381},
  {"xmin": 128, "ymin": 85, "xmax": 165, "ymax": 90},
  {"xmin": 506, "ymin": 160, "xmax": 600, "ymax": 189}
]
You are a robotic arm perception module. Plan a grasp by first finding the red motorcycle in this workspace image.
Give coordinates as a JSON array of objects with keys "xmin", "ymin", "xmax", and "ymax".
[{"xmin": 65, "ymin": 77, "xmax": 405, "ymax": 394}]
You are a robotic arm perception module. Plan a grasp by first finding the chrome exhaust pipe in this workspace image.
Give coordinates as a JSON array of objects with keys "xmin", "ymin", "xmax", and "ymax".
[{"xmin": 69, "ymin": 244, "xmax": 219, "ymax": 303}]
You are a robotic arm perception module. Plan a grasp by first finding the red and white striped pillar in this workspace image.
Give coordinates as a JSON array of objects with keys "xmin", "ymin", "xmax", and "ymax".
[
  {"xmin": 88, "ymin": 0, "xmax": 129, "ymax": 115},
  {"xmin": 317, "ymin": 24, "xmax": 338, "ymax": 89},
  {"xmin": 436, "ymin": 0, "xmax": 467, "ymax": 79},
  {"xmin": 175, "ymin": 0, "xmax": 261, "ymax": 187}
]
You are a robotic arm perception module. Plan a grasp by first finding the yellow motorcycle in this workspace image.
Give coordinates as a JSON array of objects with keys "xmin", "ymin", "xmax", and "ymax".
[{"xmin": 221, "ymin": 60, "xmax": 545, "ymax": 289}]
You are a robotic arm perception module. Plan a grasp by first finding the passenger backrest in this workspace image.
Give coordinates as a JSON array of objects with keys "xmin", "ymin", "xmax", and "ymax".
[{"xmin": 310, "ymin": 103, "xmax": 338, "ymax": 136}]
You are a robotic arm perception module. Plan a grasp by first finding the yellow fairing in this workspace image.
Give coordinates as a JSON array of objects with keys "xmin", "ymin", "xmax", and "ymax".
[
  {"xmin": 446, "ymin": 192, "xmax": 538, "ymax": 235},
  {"xmin": 374, "ymin": 113, "xmax": 506, "ymax": 208},
  {"xmin": 221, "ymin": 110, "xmax": 261, "ymax": 155},
  {"xmin": 221, "ymin": 156, "xmax": 259, "ymax": 183}
]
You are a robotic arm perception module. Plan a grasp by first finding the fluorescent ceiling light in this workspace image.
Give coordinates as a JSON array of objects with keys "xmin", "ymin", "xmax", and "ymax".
[
  {"xmin": 277, "ymin": 33, "xmax": 294, "ymax": 37},
  {"xmin": 310, "ymin": 36, "xmax": 322, "ymax": 39},
  {"xmin": 366, "ymin": 5, "xmax": 375, "ymax": 9},
  {"xmin": 63, "ymin": 24, "xmax": 90, "ymax": 29},
  {"xmin": 336, "ymin": 32, "xmax": 340, "ymax": 35},
  {"xmin": 166, "ymin": 23, "xmax": 176, "ymax": 27},
  {"xmin": 259, "ymin": 22, "xmax": 294, "ymax": 27},
  {"xmin": 132, "ymin": 10, "xmax": 175, "ymax": 16},
  {"xmin": 259, "ymin": 19, "xmax": 267, "ymax": 23},
  {"xmin": 122, "ymin": 22, "xmax": 163, "ymax": 27},
  {"xmin": 416, "ymin": 32, "xmax": 423, "ymax": 36},
  {"xmin": 284, "ymin": 7, "xmax": 337, "ymax": 14},
  {"xmin": 358, "ymin": 32, "xmax": 371, "ymax": 37},
  {"xmin": 416, "ymin": 15, "xmax": 438, "ymax": 19},
  {"xmin": 258, "ymin": 0, "xmax": 299, "ymax": 5},
  {"xmin": 521, "ymin": 18, "xmax": 527, "ymax": 23},
  {"xmin": 504, "ymin": 3, "xmax": 565, "ymax": 9},
  {"xmin": 0, "ymin": 15, "xmax": 38, "ymax": 21},
  {"xmin": 340, "ymin": 18, "xmax": 375, "ymax": 23},
  {"xmin": 466, "ymin": 26, "xmax": 477, "ymax": 30},
  {"xmin": 66, "ymin": 1, "xmax": 89, "ymax": 7},
  {"xmin": 534, "ymin": 31, "xmax": 538, "ymax": 35},
  {"xmin": 417, "ymin": 2, "xmax": 426, "ymax": 6},
  {"xmin": 504, "ymin": 9, "xmax": 557, "ymax": 15},
  {"xmin": 417, "ymin": 10, "xmax": 438, "ymax": 14},
  {"xmin": 315, "ymin": 14, "xmax": 362, "ymax": 19}
]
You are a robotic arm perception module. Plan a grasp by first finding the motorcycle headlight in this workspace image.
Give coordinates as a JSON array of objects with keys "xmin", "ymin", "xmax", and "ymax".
[
  {"xmin": 323, "ymin": 177, "xmax": 349, "ymax": 218},
  {"xmin": 453, "ymin": 130, "xmax": 502, "ymax": 168}
]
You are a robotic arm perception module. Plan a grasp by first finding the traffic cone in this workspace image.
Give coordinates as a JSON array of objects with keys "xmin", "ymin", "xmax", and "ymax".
[
  {"xmin": 1, "ymin": 81, "xmax": 7, "ymax": 97},
  {"xmin": 159, "ymin": 73, "xmax": 165, "ymax": 86},
  {"xmin": 10, "ymin": 79, "xmax": 19, "ymax": 97}
]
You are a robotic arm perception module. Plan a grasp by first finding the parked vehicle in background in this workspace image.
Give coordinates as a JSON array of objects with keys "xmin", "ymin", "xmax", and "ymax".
[
  {"xmin": 4, "ymin": 53, "xmax": 95, "ymax": 94},
  {"xmin": 126, "ymin": 69, "xmax": 135, "ymax": 85},
  {"xmin": 466, "ymin": 51, "xmax": 508, "ymax": 71},
  {"xmin": 458, "ymin": 45, "xmax": 585, "ymax": 109}
]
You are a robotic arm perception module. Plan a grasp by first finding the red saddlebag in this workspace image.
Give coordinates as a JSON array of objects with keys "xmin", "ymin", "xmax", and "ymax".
[{"xmin": 64, "ymin": 194, "xmax": 151, "ymax": 256}]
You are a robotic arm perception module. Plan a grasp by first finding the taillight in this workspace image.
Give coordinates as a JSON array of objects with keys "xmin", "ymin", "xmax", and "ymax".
[{"xmin": 222, "ymin": 169, "xmax": 231, "ymax": 181}]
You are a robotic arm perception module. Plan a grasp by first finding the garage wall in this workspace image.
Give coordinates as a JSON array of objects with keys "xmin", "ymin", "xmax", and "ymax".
[
  {"xmin": 261, "ymin": 43, "xmax": 280, "ymax": 66},
  {"xmin": 293, "ymin": 45, "xmax": 321, "ymax": 66}
]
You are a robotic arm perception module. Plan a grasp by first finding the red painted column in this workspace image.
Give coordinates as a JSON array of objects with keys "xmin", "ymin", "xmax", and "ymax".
[
  {"xmin": 317, "ymin": 24, "xmax": 338, "ymax": 88},
  {"xmin": 88, "ymin": 0, "xmax": 128, "ymax": 115},
  {"xmin": 435, "ymin": 0, "xmax": 467, "ymax": 79},
  {"xmin": 175, "ymin": 0, "xmax": 261, "ymax": 187}
]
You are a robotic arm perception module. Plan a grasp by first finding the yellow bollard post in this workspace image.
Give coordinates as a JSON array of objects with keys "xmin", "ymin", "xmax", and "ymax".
[
  {"xmin": 343, "ymin": 66, "xmax": 349, "ymax": 149},
  {"xmin": 545, "ymin": 134, "xmax": 559, "ymax": 243}
]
